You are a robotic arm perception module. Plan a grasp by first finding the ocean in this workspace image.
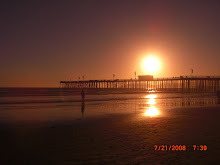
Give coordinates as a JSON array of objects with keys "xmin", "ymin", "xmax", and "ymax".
[{"xmin": 0, "ymin": 88, "xmax": 219, "ymax": 122}]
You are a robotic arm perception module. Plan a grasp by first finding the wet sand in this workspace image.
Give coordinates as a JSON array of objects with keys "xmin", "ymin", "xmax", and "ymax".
[{"xmin": 0, "ymin": 105, "xmax": 220, "ymax": 164}]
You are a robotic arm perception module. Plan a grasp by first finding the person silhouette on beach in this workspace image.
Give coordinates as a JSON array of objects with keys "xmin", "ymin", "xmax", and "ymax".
[
  {"xmin": 81, "ymin": 100, "xmax": 85, "ymax": 118},
  {"xmin": 81, "ymin": 88, "xmax": 85, "ymax": 101},
  {"xmin": 81, "ymin": 89, "xmax": 85, "ymax": 118}
]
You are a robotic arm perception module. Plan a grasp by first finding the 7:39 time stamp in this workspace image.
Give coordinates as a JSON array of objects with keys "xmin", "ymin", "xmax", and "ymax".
[
  {"xmin": 154, "ymin": 145, "xmax": 208, "ymax": 151},
  {"xmin": 193, "ymin": 145, "xmax": 208, "ymax": 151}
]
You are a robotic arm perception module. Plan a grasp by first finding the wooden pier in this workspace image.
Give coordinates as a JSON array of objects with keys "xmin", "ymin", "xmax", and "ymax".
[{"xmin": 60, "ymin": 76, "xmax": 220, "ymax": 92}]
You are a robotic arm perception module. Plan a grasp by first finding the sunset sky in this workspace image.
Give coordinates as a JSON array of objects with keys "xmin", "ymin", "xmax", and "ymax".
[{"xmin": 1, "ymin": 0, "xmax": 220, "ymax": 87}]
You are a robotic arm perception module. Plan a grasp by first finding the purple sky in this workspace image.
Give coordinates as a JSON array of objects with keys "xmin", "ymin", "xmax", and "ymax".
[{"xmin": 1, "ymin": 0, "xmax": 220, "ymax": 87}]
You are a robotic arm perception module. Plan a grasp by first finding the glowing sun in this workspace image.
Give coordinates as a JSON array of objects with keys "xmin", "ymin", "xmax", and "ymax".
[{"xmin": 142, "ymin": 57, "xmax": 159, "ymax": 73}]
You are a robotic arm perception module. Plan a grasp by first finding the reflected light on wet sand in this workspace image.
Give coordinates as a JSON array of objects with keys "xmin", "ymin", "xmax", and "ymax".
[{"xmin": 145, "ymin": 106, "xmax": 160, "ymax": 117}]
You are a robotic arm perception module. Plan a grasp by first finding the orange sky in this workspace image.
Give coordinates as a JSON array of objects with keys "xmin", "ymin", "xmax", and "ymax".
[{"xmin": 1, "ymin": 0, "xmax": 220, "ymax": 87}]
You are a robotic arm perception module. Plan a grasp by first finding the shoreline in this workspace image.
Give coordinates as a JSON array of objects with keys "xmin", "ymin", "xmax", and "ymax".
[{"xmin": 0, "ymin": 87, "xmax": 217, "ymax": 97}]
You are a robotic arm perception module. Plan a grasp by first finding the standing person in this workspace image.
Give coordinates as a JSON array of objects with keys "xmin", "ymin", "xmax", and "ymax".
[
  {"xmin": 81, "ymin": 88, "xmax": 85, "ymax": 101},
  {"xmin": 81, "ymin": 100, "xmax": 85, "ymax": 118},
  {"xmin": 81, "ymin": 89, "xmax": 85, "ymax": 118}
]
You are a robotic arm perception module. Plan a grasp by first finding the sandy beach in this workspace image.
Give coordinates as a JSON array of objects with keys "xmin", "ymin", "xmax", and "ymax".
[{"xmin": 0, "ymin": 92, "xmax": 220, "ymax": 164}]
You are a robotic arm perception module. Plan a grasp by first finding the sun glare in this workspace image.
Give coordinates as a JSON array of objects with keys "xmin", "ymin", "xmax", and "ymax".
[{"xmin": 143, "ymin": 57, "xmax": 159, "ymax": 73}]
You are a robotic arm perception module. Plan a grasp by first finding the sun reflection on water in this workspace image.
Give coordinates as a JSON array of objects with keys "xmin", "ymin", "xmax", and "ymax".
[
  {"xmin": 148, "ymin": 98, "xmax": 155, "ymax": 105},
  {"xmin": 145, "ymin": 94, "xmax": 156, "ymax": 105},
  {"xmin": 144, "ymin": 94, "xmax": 160, "ymax": 117},
  {"xmin": 145, "ymin": 94, "xmax": 156, "ymax": 99}
]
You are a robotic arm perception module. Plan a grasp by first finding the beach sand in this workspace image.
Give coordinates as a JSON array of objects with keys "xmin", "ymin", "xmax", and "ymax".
[{"xmin": 0, "ymin": 103, "xmax": 220, "ymax": 164}]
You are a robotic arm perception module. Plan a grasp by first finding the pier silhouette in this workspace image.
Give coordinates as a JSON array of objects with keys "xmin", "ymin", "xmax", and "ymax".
[{"xmin": 60, "ymin": 76, "xmax": 220, "ymax": 92}]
